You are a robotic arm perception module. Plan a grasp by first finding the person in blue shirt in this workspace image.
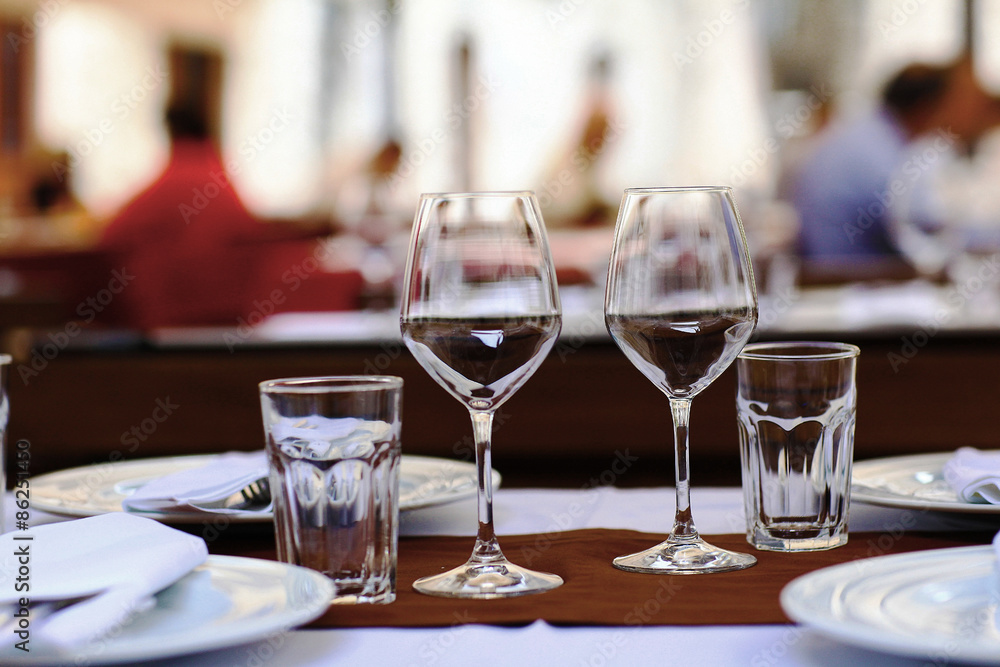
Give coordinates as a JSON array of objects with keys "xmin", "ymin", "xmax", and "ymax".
[{"xmin": 791, "ymin": 58, "xmax": 1000, "ymax": 265}]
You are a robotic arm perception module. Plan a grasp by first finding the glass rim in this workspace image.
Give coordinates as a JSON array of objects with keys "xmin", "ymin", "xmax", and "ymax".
[
  {"xmin": 738, "ymin": 341, "xmax": 860, "ymax": 361},
  {"xmin": 623, "ymin": 185, "xmax": 734, "ymax": 195},
  {"xmin": 419, "ymin": 190, "xmax": 535, "ymax": 200},
  {"xmin": 259, "ymin": 375, "xmax": 403, "ymax": 394}
]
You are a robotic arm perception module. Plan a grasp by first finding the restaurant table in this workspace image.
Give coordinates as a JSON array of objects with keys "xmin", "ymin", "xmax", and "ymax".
[{"xmin": 11, "ymin": 485, "xmax": 1000, "ymax": 666}]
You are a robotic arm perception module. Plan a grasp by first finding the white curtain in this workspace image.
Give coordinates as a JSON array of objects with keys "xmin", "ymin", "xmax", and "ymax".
[{"xmin": 32, "ymin": 0, "xmax": 783, "ymax": 218}]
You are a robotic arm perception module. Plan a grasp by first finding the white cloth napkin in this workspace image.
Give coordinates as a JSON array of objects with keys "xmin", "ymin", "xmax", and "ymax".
[
  {"xmin": 122, "ymin": 420, "xmax": 392, "ymax": 514},
  {"xmin": 122, "ymin": 451, "xmax": 268, "ymax": 514},
  {"xmin": 943, "ymin": 447, "xmax": 1000, "ymax": 503},
  {"xmin": 269, "ymin": 415, "xmax": 392, "ymax": 459},
  {"xmin": 0, "ymin": 513, "xmax": 208, "ymax": 652}
]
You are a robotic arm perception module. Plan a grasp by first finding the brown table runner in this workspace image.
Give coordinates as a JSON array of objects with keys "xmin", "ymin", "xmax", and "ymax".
[{"xmin": 215, "ymin": 528, "xmax": 993, "ymax": 629}]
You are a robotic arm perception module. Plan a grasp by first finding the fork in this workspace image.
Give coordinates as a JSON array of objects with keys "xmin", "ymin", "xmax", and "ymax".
[{"xmin": 189, "ymin": 477, "xmax": 272, "ymax": 512}]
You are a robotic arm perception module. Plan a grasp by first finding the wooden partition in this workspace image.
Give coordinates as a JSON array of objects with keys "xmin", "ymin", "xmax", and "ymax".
[{"xmin": 7, "ymin": 331, "xmax": 999, "ymax": 488}]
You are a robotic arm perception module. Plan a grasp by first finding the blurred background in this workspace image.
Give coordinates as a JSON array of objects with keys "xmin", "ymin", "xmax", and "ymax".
[
  {"xmin": 3, "ymin": 0, "xmax": 1000, "ymax": 318},
  {"xmin": 4, "ymin": 0, "xmax": 1000, "ymax": 483}
]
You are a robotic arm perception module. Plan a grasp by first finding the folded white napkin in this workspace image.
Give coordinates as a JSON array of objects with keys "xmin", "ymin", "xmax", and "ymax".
[
  {"xmin": 0, "ymin": 513, "xmax": 208, "ymax": 652},
  {"xmin": 123, "ymin": 420, "xmax": 392, "ymax": 514},
  {"xmin": 943, "ymin": 447, "xmax": 1000, "ymax": 503},
  {"xmin": 269, "ymin": 416, "xmax": 392, "ymax": 459},
  {"xmin": 122, "ymin": 451, "xmax": 268, "ymax": 514}
]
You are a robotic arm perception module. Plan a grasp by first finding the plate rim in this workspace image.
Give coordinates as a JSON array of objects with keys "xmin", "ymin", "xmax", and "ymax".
[
  {"xmin": 851, "ymin": 450, "xmax": 1000, "ymax": 514},
  {"xmin": 0, "ymin": 554, "xmax": 335, "ymax": 665},
  {"xmin": 28, "ymin": 453, "xmax": 500, "ymax": 523},
  {"xmin": 781, "ymin": 544, "xmax": 1000, "ymax": 663}
]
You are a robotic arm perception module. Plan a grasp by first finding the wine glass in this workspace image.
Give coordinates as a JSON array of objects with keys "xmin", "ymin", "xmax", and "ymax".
[
  {"xmin": 605, "ymin": 186, "xmax": 758, "ymax": 574},
  {"xmin": 400, "ymin": 191, "xmax": 563, "ymax": 597}
]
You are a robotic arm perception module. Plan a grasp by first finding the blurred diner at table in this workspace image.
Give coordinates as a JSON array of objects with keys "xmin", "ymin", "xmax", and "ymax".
[
  {"xmin": 789, "ymin": 56, "xmax": 1000, "ymax": 275},
  {"xmin": 97, "ymin": 104, "xmax": 267, "ymax": 330}
]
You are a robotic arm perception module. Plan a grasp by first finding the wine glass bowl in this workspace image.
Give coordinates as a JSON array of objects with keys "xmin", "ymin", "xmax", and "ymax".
[
  {"xmin": 400, "ymin": 191, "xmax": 563, "ymax": 597},
  {"xmin": 605, "ymin": 186, "xmax": 758, "ymax": 574}
]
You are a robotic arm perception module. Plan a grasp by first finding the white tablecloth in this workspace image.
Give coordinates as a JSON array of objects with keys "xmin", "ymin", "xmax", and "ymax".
[{"xmin": 9, "ymin": 486, "xmax": 997, "ymax": 666}]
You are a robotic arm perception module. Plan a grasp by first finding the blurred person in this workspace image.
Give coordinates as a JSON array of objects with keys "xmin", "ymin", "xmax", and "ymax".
[
  {"xmin": 790, "ymin": 57, "xmax": 1000, "ymax": 264},
  {"xmin": 15, "ymin": 150, "xmax": 98, "ymax": 246},
  {"xmin": 99, "ymin": 106, "xmax": 265, "ymax": 329},
  {"xmin": 537, "ymin": 52, "xmax": 620, "ymax": 230},
  {"xmin": 327, "ymin": 135, "xmax": 409, "ymax": 310},
  {"xmin": 29, "ymin": 152, "xmax": 83, "ymax": 216}
]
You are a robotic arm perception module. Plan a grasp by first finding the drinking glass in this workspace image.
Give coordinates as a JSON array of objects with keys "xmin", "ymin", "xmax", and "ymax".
[
  {"xmin": 737, "ymin": 342, "xmax": 859, "ymax": 551},
  {"xmin": 260, "ymin": 375, "xmax": 402, "ymax": 603},
  {"xmin": 400, "ymin": 191, "xmax": 563, "ymax": 597},
  {"xmin": 605, "ymin": 186, "xmax": 758, "ymax": 574}
]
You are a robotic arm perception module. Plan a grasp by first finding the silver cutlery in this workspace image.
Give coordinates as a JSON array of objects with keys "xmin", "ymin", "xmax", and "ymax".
[{"xmin": 189, "ymin": 477, "xmax": 272, "ymax": 512}]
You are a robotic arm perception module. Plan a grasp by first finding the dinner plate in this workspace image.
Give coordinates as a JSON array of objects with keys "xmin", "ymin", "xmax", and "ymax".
[
  {"xmin": 29, "ymin": 453, "xmax": 499, "ymax": 523},
  {"xmin": 852, "ymin": 451, "xmax": 1000, "ymax": 514},
  {"xmin": 781, "ymin": 545, "xmax": 1000, "ymax": 664},
  {"xmin": 0, "ymin": 555, "xmax": 334, "ymax": 665}
]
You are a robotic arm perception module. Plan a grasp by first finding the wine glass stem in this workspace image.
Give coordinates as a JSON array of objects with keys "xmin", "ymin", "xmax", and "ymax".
[
  {"xmin": 669, "ymin": 398, "xmax": 698, "ymax": 540},
  {"xmin": 470, "ymin": 410, "xmax": 504, "ymax": 564}
]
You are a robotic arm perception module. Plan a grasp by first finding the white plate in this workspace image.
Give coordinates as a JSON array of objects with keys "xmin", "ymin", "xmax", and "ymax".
[
  {"xmin": 782, "ymin": 545, "xmax": 1000, "ymax": 664},
  {"xmin": 852, "ymin": 451, "xmax": 1000, "ymax": 514},
  {"xmin": 0, "ymin": 555, "xmax": 334, "ymax": 665},
  {"xmin": 29, "ymin": 454, "xmax": 499, "ymax": 523}
]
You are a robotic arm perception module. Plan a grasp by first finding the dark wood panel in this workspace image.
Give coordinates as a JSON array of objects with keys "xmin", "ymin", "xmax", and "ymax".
[{"xmin": 7, "ymin": 335, "xmax": 999, "ymax": 487}]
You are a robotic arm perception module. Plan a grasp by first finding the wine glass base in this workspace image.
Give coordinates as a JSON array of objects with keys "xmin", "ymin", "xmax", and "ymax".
[
  {"xmin": 613, "ymin": 536, "xmax": 756, "ymax": 574},
  {"xmin": 413, "ymin": 559, "xmax": 564, "ymax": 599}
]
